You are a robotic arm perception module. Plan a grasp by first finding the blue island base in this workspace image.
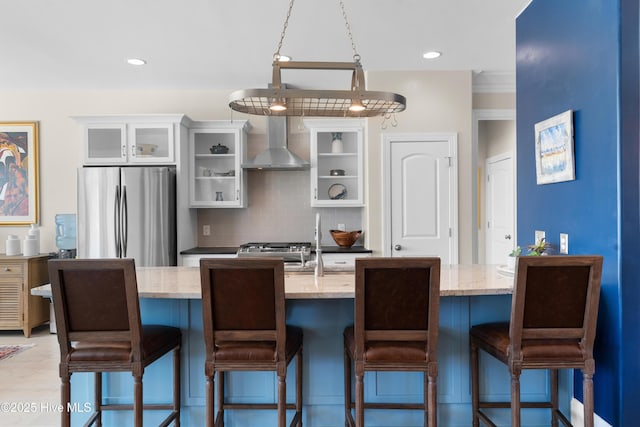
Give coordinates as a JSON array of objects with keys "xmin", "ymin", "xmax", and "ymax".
[{"xmin": 67, "ymin": 296, "xmax": 571, "ymax": 426}]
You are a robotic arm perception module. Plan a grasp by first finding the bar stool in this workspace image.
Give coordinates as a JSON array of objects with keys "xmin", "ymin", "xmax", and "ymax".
[
  {"xmin": 470, "ymin": 255, "xmax": 603, "ymax": 427},
  {"xmin": 200, "ymin": 258, "xmax": 303, "ymax": 427},
  {"xmin": 48, "ymin": 258, "xmax": 181, "ymax": 427},
  {"xmin": 343, "ymin": 257, "xmax": 441, "ymax": 427}
]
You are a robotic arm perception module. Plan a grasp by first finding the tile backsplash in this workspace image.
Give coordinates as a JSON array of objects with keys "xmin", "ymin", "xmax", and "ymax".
[{"xmin": 197, "ymin": 170, "xmax": 364, "ymax": 247}]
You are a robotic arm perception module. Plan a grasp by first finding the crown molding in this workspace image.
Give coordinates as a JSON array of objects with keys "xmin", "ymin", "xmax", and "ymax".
[{"xmin": 472, "ymin": 71, "xmax": 516, "ymax": 93}]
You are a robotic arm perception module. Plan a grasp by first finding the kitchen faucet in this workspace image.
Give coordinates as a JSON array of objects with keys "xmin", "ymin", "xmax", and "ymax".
[{"xmin": 315, "ymin": 213, "xmax": 324, "ymax": 277}]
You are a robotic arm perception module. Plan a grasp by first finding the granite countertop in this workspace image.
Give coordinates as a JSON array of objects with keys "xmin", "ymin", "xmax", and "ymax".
[
  {"xmin": 180, "ymin": 245, "xmax": 372, "ymax": 255},
  {"xmin": 33, "ymin": 264, "xmax": 513, "ymax": 300}
]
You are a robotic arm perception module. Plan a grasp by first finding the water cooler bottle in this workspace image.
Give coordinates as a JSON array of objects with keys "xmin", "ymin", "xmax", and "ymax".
[{"xmin": 55, "ymin": 214, "xmax": 76, "ymax": 258}]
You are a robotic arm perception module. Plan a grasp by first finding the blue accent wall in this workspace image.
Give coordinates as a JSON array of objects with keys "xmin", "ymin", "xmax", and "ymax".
[
  {"xmin": 517, "ymin": 1, "xmax": 640, "ymax": 425},
  {"xmin": 618, "ymin": 0, "xmax": 640, "ymax": 425}
]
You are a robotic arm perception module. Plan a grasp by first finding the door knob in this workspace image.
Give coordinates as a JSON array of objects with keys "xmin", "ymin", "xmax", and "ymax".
[
  {"xmin": 504, "ymin": 234, "xmax": 512, "ymax": 240},
  {"xmin": 394, "ymin": 244, "xmax": 402, "ymax": 251}
]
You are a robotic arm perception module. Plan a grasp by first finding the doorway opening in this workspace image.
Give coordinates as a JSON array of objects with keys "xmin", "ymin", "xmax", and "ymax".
[{"xmin": 472, "ymin": 109, "xmax": 517, "ymax": 264}]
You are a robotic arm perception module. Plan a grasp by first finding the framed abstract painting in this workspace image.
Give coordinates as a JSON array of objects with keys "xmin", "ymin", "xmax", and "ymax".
[
  {"xmin": 534, "ymin": 110, "xmax": 575, "ymax": 185},
  {"xmin": 0, "ymin": 122, "xmax": 39, "ymax": 224}
]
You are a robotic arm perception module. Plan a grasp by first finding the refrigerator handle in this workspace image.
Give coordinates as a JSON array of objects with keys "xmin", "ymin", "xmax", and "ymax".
[
  {"xmin": 114, "ymin": 185, "xmax": 121, "ymax": 258},
  {"xmin": 121, "ymin": 185, "xmax": 128, "ymax": 257}
]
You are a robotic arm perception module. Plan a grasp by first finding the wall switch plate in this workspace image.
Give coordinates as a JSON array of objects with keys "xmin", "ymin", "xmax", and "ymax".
[
  {"xmin": 535, "ymin": 230, "xmax": 546, "ymax": 243},
  {"xmin": 560, "ymin": 233, "xmax": 569, "ymax": 254},
  {"xmin": 203, "ymin": 225, "xmax": 211, "ymax": 236}
]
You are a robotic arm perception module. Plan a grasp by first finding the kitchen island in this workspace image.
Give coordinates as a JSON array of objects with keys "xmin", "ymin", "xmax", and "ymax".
[
  {"xmin": 33, "ymin": 264, "xmax": 513, "ymax": 299},
  {"xmin": 33, "ymin": 265, "xmax": 570, "ymax": 427}
]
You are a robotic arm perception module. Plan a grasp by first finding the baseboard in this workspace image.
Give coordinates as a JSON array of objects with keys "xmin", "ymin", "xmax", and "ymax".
[{"xmin": 571, "ymin": 398, "xmax": 612, "ymax": 427}]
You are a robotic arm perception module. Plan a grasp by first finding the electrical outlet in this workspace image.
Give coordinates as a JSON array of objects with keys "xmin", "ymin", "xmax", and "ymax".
[
  {"xmin": 203, "ymin": 225, "xmax": 211, "ymax": 236},
  {"xmin": 560, "ymin": 233, "xmax": 569, "ymax": 254},
  {"xmin": 337, "ymin": 223, "xmax": 346, "ymax": 231},
  {"xmin": 535, "ymin": 230, "xmax": 545, "ymax": 243}
]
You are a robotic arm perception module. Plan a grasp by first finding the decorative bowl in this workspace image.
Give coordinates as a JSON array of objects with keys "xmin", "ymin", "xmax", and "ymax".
[
  {"xmin": 329, "ymin": 230, "xmax": 362, "ymax": 248},
  {"xmin": 136, "ymin": 143, "xmax": 157, "ymax": 156},
  {"xmin": 210, "ymin": 143, "xmax": 229, "ymax": 154}
]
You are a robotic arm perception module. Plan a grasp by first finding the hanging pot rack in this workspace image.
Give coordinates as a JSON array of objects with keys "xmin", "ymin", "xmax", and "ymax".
[{"xmin": 228, "ymin": 0, "xmax": 406, "ymax": 118}]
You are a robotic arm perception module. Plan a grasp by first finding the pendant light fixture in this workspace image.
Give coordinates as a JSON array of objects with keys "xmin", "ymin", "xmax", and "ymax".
[{"xmin": 228, "ymin": 0, "xmax": 406, "ymax": 118}]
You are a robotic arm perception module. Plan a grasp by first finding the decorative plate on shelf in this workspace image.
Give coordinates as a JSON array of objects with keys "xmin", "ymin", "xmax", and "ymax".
[{"xmin": 328, "ymin": 183, "xmax": 347, "ymax": 200}]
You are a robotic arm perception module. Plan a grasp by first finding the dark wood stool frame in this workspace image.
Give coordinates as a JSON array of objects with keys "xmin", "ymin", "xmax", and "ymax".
[
  {"xmin": 470, "ymin": 255, "xmax": 603, "ymax": 427},
  {"xmin": 200, "ymin": 258, "xmax": 303, "ymax": 427},
  {"xmin": 49, "ymin": 258, "xmax": 181, "ymax": 427},
  {"xmin": 344, "ymin": 257, "xmax": 441, "ymax": 427}
]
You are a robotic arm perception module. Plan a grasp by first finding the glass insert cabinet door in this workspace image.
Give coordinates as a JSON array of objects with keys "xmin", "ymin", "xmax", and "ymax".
[
  {"xmin": 305, "ymin": 118, "xmax": 365, "ymax": 207},
  {"xmin": 85, "ymin": 124, "xmax": 127, "ymax": 164},
  {"xmin": 189, "ymin": 120, "xmax": 249, "ymax": 208},
  {"xmin": 127, "ymin": 123, "xmax": 174, "ymax": 163},
  {"xmin": 75, "ymin": 115, "xmax": 185, "ymax": 165}
]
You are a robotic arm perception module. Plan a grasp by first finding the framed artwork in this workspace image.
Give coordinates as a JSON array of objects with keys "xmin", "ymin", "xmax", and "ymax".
[
  {"xmin": 534, "ymin": 110, "xmax": 575, "ymax": 185},
  {"xmin": 0, "ymin": 122, "xmax": 39, "ymax": 224}
]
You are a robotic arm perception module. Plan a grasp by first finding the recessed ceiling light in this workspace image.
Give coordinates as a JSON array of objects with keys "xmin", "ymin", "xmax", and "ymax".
[
  {"xmin": 127, "ymin": 58, "xmax": 147, "ymax": 66},
  {"xmin": 423, "ymin": 51, "xmax": 441, "ymax": 60}
]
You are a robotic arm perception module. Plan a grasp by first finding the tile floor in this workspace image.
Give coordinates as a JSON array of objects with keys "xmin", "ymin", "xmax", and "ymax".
[{"xmin": 0, "ymin": 325, "xmax": 59, "ymax": 426}]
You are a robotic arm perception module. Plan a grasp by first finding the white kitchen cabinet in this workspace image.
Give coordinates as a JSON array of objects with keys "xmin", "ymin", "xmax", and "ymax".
[
  {"xmin": 304, "ymin": 119, "xmax": 365, "ymax": 207},
  {"xmin": 321, "ymin": 252, "xmax": 371, "ymax": 268},
  {"xmin": 189, "ymin": 120, "xmax": 249, "ymax": 208},
  {"xmin": 74, "ymin": 114, "xmax": 186, "ymax": 165},
  {"xmin": 181, "ymin": 253, "xmax": 237, "ymax": 267}
]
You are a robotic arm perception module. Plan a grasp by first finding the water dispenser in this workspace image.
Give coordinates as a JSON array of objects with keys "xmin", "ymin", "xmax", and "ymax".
[{"xmin": 55, "ymin": 214, "xmax": 76, "ymax": 258}]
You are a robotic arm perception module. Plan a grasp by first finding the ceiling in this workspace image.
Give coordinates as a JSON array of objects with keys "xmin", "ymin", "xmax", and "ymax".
[{"xmin": 1, "ymin": 0, "xmax": 531, "ymax": 91}]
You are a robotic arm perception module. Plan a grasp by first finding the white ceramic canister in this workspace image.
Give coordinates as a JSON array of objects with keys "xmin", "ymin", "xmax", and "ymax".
[
  {"xmin": 27, "ymin": 224, "xmax": 40, "ymax": 254},
  {"xmin": 6, "ymin": 234, "xmax": 20, "ymax": 256},
  {"xmin": 331, "ymin": 132, "xmax": 344, "ymax": 153},
  {"xmin": 23, "ymin": 235, "xmax": 37, "ymax": 256}
]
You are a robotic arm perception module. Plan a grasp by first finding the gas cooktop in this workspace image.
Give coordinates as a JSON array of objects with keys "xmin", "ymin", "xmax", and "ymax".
[{"xmin": 236, "ymin": 242, "xmax": 312, "ymax": 264}]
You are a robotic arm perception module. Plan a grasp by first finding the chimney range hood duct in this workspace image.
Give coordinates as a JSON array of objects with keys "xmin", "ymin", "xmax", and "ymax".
[{"xmin": 242, "ymin": 115, "xmax": 309, "ymax": 170}]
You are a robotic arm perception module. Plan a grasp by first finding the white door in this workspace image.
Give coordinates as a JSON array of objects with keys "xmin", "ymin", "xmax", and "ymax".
[
  {"xmin": 485, "ymin": 153, "xmax": 515, "ymax": 264},
  {"xmin": 384, "ymin": 135, "xmax": 458, "ymax": 264}
]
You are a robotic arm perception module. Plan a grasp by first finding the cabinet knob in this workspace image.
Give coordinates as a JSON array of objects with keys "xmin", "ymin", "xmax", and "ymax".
[
  {"xmin": 4, "ymin": 267, "xmax": 10, "ymax": 272},
  {"xmin": 394, "ymin": 244, "xmax": 402, "ymax": 251}
]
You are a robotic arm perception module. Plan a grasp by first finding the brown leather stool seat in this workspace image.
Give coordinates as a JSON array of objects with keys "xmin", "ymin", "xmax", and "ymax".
[
  {"xmin": 471, "ymin": 322, "xmax": 585, "ymax": 364},
  {"xmin": 344, "ymin": 327, "xmax": 429, "ymax": 362},
  {"xmin": 49, "ymin": 259, "xmax": 181, "ymax": 427},
  {"xmin": 470, "ymin": 255, "xmax": 603, "ymax": 427},
  {"xmin": 213, "ymin": 325, "xmax": 303, "ymax": 362},
  {"xmin": 200, "ymin": 258, "xmax": 303, "ymax": 427},
  {"xmin": 343, "ymin": 257, "xmax": 441, "ymax": 427},
  {"xmin": 69, "ymin": 325, "xmax": 182, "ymax": 363}
]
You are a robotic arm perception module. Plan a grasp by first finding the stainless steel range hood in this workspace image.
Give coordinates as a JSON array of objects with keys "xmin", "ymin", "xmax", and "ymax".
[{"xmin": 242, "ymin": 116, "xmax": 309, "ymax": 170}]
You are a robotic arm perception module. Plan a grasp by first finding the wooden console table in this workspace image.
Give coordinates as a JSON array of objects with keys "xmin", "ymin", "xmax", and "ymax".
[{"xmin": 0, "ymin": 254, "xmax": 50, "ymax": 337}]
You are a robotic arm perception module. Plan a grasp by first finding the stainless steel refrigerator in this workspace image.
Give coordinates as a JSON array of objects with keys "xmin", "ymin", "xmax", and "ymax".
[{"xmin": 77, "ymin": 166, "xmax": 176, "ymax": 266}]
